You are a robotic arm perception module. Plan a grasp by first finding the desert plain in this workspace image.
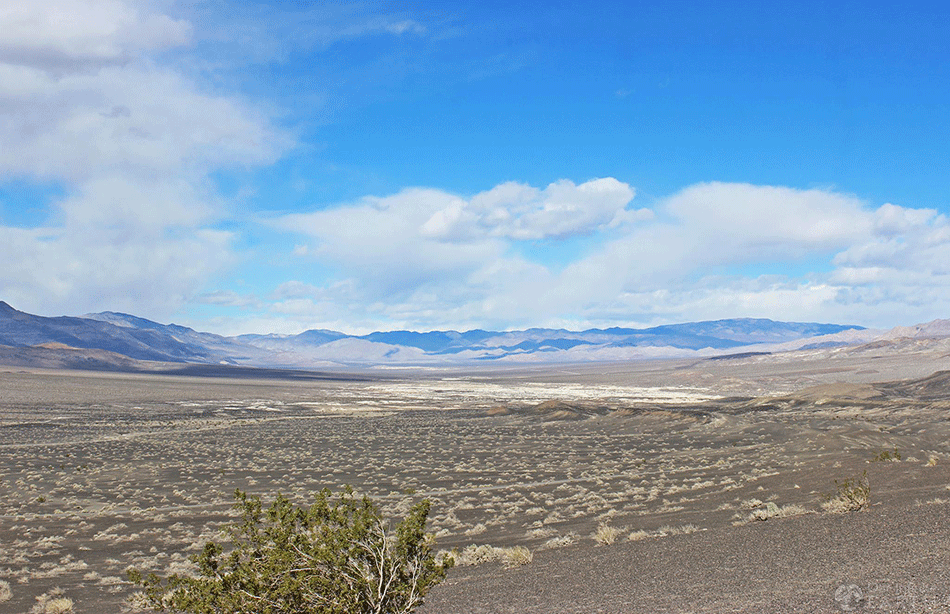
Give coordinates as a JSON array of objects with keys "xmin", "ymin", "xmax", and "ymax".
[{"xmin": 2, "ymin": 337, "xmax": 950, "ymax": 613}]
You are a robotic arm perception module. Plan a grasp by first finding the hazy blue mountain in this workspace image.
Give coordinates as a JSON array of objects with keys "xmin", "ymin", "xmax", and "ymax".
[
  {"xmin": 588, "ymin": 319, "xmax": 857, "ymax": 343},
  {"xmin": 296, "ymin": 329, "xmax": 349, "ymax": 345},
  {"xmin": 84, "ymin": 311, "xmax": 193, "ymax": 333},
  {"xmin": 638, "ymin": 319, "xmax": 858, "ymax": 343},
  {"xmin": 234, "ymin": 318, "xmax": 864, "ymax": 362},
  {"xmin": 0, "ymin": 301, "xmax": 870, "ymax": 368},
  {"xmin": 237, "ymin": 329, "xmax": 348, "ymax": 347},
  {"xmin": 359, "ymin": 330, "xmax": 461, "ymax": 352},
  {"xmin": 0, "ymin": 301, "xmax": 216, "ymax": 363},
  {"xmin": 84, "ymin": 311, "xmax": 269, "ymax": 365}
]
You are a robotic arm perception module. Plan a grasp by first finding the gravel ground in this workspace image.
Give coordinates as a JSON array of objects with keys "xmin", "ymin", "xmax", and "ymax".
[{"xmin": 421, "ymin": 487, "xmax": 950, "ymax": 613}]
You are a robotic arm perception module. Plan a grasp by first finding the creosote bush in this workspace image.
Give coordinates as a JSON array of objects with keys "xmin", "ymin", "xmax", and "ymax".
[{"xmin": 128, "ymin": 487, "xmax": 452, "ymax": 614}]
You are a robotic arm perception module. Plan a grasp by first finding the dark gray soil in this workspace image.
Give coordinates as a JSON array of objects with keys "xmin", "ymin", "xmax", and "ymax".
[
  {"xmin": 1, "ymin": 356, "xmax": 949, "ymax": 613},
  {"xmin": 422, "ymin": 465, "xmax": 950, "ymax": 613}
]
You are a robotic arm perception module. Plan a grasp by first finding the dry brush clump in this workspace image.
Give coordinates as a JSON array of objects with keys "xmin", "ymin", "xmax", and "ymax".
[
  {"xmin": 735, "ymin": 500, "xmax": 810, "ymax": 524},
  {"xmin": 500, "ymin": 546, "xmax": 533, "ymax": 568},
  {"xmin": 821, "ymin": 471, "xmax": 871, "ymax": 513},
  {"xmin": 628, "ymin": 524, "xmax": 700, "ymax": 541},
  {"xmin": 539, "ymin": 531, "xmax": 579, "ymax": 550},
  {"xmin": 451, "ymin": 544, "xmax": 534, "ymax": 569},
  {"xmin": 30, "ymin": 588, "xmax": 74, "ymax": 614},
  {"xmin": 592, "ymin": 523, "xmax": 623, "ymax": 545}
]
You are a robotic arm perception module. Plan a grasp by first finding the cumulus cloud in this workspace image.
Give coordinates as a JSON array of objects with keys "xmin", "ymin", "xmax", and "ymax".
[
  {"xmin": 664, "ymin": 182, "xmax": 871, "ymax": 248},
  {"xmin": 0, "ymin": 1, "xmax": 289, "ymax": 318},
  {"xmin": 280, "ymin": 178, "xmax": 642, "ymax": 270},
  {"xmin": 0, "ymin": 0, "xmax": 191, "ymax": 73},
  {"xmin": 279, "ymin": 188, "xmax": 501, "ymax": 293},
  {"xmin": 419, "ymin": 177, "xmax": 645, "ymax": 241},
  {"xmin": 1, "ymin": 222, "xmax": 235, "ymax": 316},
  {"xmin": 553, "ymin": 182, "xmax": 876, "ymax": 299},
  {"xmin": 273, "ymin": 178, "xmax": 648, "ymax": 326},
  {"xmin": 555, "ymin": 184, "xmax": 950, "ymax": 327},
  {"xmin": 0, "ymin": 53, "xmax": 284, "ymax": 183},
  {"xmin": 275, "ymin": 180, "xmax": 950, "ymax": 331}
]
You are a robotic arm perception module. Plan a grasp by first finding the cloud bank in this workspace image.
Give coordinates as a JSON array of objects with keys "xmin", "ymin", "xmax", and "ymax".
[
  {"xmin": 270, "ymin": 179, "xmax": 950, "ymax": 333},
  {"xmin": 0, "ymin": 0, "xmax": 288, "ymax": 317}
]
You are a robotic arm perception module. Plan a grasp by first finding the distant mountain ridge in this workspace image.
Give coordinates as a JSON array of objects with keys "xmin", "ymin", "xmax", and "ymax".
[
  {"xmin": 0, "ymin": 301, "xmax": 215, "ymax": 363},
  {"xmin": 0, "ymin": 300, "xmax": 879, "ymax": 369},
  {"xmin": 239, "ymin": 319, "xmax": 858, "ymax": 355}
]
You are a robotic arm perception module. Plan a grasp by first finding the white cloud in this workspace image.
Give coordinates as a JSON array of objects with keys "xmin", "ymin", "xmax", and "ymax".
[
  {"xmin": 279, "ymin": 187, "xmax": 507, "ymax": 294},
  {"xmin": 0, "ymin": 63, "xmax": 284, "ymax": 182},
  {"xmin": 1, "ymin": 223, "xmax": 235, "ymax": 316},
  {"xmin": 873, "ymin": 202, "xmax": 939, "ymax": 236},
  {"xmin": 0, "ymin": 0, "xmax": 191, "ymax": 73},
  {"xmin": 421, "ymin": 177, "xmax": 643, "ymax": 241},
  {"xmin": 195, "ymin": 290, "xmax": 259, "ymax": 308},
  {"xmin": 274, "ymin": 180, "xmax": 950, "ymax": 331},
  {"xmin": 273, "ymin": 178, "xmax": 649, "ymax": 328},
  {"xmin": 279, "ymin": 178, "xmax": 642, "ymax": 278},
  {"xmin": 550, "ymin": 184, "xmax": 950, "ymax": 328},
  {"xmin": 663, "ymin": 181, "xmax": 871, "ymax": 252},
  {"xmin": 0, "ymin": 1, "xmax": 290, "ymax": 319}
]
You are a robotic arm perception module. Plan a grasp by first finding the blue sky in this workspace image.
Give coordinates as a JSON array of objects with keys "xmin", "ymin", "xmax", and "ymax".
[{"xmin": 2, "ymin": 0, "xmax": 950, "ymax": 334}]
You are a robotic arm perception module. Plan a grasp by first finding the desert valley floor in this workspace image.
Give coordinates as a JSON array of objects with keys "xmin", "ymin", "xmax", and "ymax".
[{"xmin": 2, "ymin": 338, "xmax": 950, "ymax": 613}]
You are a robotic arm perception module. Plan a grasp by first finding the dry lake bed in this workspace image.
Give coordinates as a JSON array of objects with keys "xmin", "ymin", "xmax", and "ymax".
[{"xmin": 2, "ymin": 339, "xmax": 950, "ymax": 612}]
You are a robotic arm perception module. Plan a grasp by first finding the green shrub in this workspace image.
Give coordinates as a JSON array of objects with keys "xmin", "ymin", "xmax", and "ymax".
[
  {"xmin": 128, "ymin": 487, "xmax": 452, "ymax": 614},
  {"xmin": 871, "ymin": 447, "xmax": 901, "ymax": 462}
]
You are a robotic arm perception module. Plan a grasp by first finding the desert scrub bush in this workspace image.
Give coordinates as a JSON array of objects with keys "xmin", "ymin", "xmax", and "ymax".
[
  {"xmin": 128, "ymin": 487, "xmax": 452, "ymax": 614},
  {"xmin": 464, "ymin": 523, "xmax": 487, "ymax": 536},
  {"xmin": 30, "ymin": 588, "xmax": 73, "ymax": 614},
  {"xmin": 628, "ymin": 524, "xmax": 701, "ymax": 541},
  {"xmin": 743, "ymin": 502, "xmax": 809, "ymax": 523},
  {"xmin": 501, "ymin": 546, "xmax": 533, "ymax": 568},
  {"xmin": 627, "ymin": 529, "xmax": 651, "ymax": 541},
  {"xmin": 451, "ymin": 544, "xmax": 534, "ymax": 569},
  {"xmin": 740, "ymin": 498, "xmax": 764, "ymax": 510},
  {"xmin": 539, "ymin": 532, "xmax": 579, "ymax": 550},
  {"xmin": 452, "ymin": 544, "xmax": 499, "ymax": 566},
  {"xmin": 0, "ymin": 579, "xmax": 11, "ymax": 602},
  {"xmin": 593, "ymin": 524, "xmax": 622, "ymax": 545},
  {"xmin": 871, "ymin": 447, "xmax": 901, "ymax": 462},
  {"xmin": 822, "ymin": 471, "xmax": 871, "ymax": 513}
]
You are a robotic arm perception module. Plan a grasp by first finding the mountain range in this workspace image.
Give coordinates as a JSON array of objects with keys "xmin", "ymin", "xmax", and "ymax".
[{"xmin": 3, "ymin": 299, "xmax": 945, "ymax": 371}]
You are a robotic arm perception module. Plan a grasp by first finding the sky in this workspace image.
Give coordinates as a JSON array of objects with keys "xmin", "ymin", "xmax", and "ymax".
[{"xmin": 2, "ymin": 0, "xmax": 950, "ymax": 335}]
